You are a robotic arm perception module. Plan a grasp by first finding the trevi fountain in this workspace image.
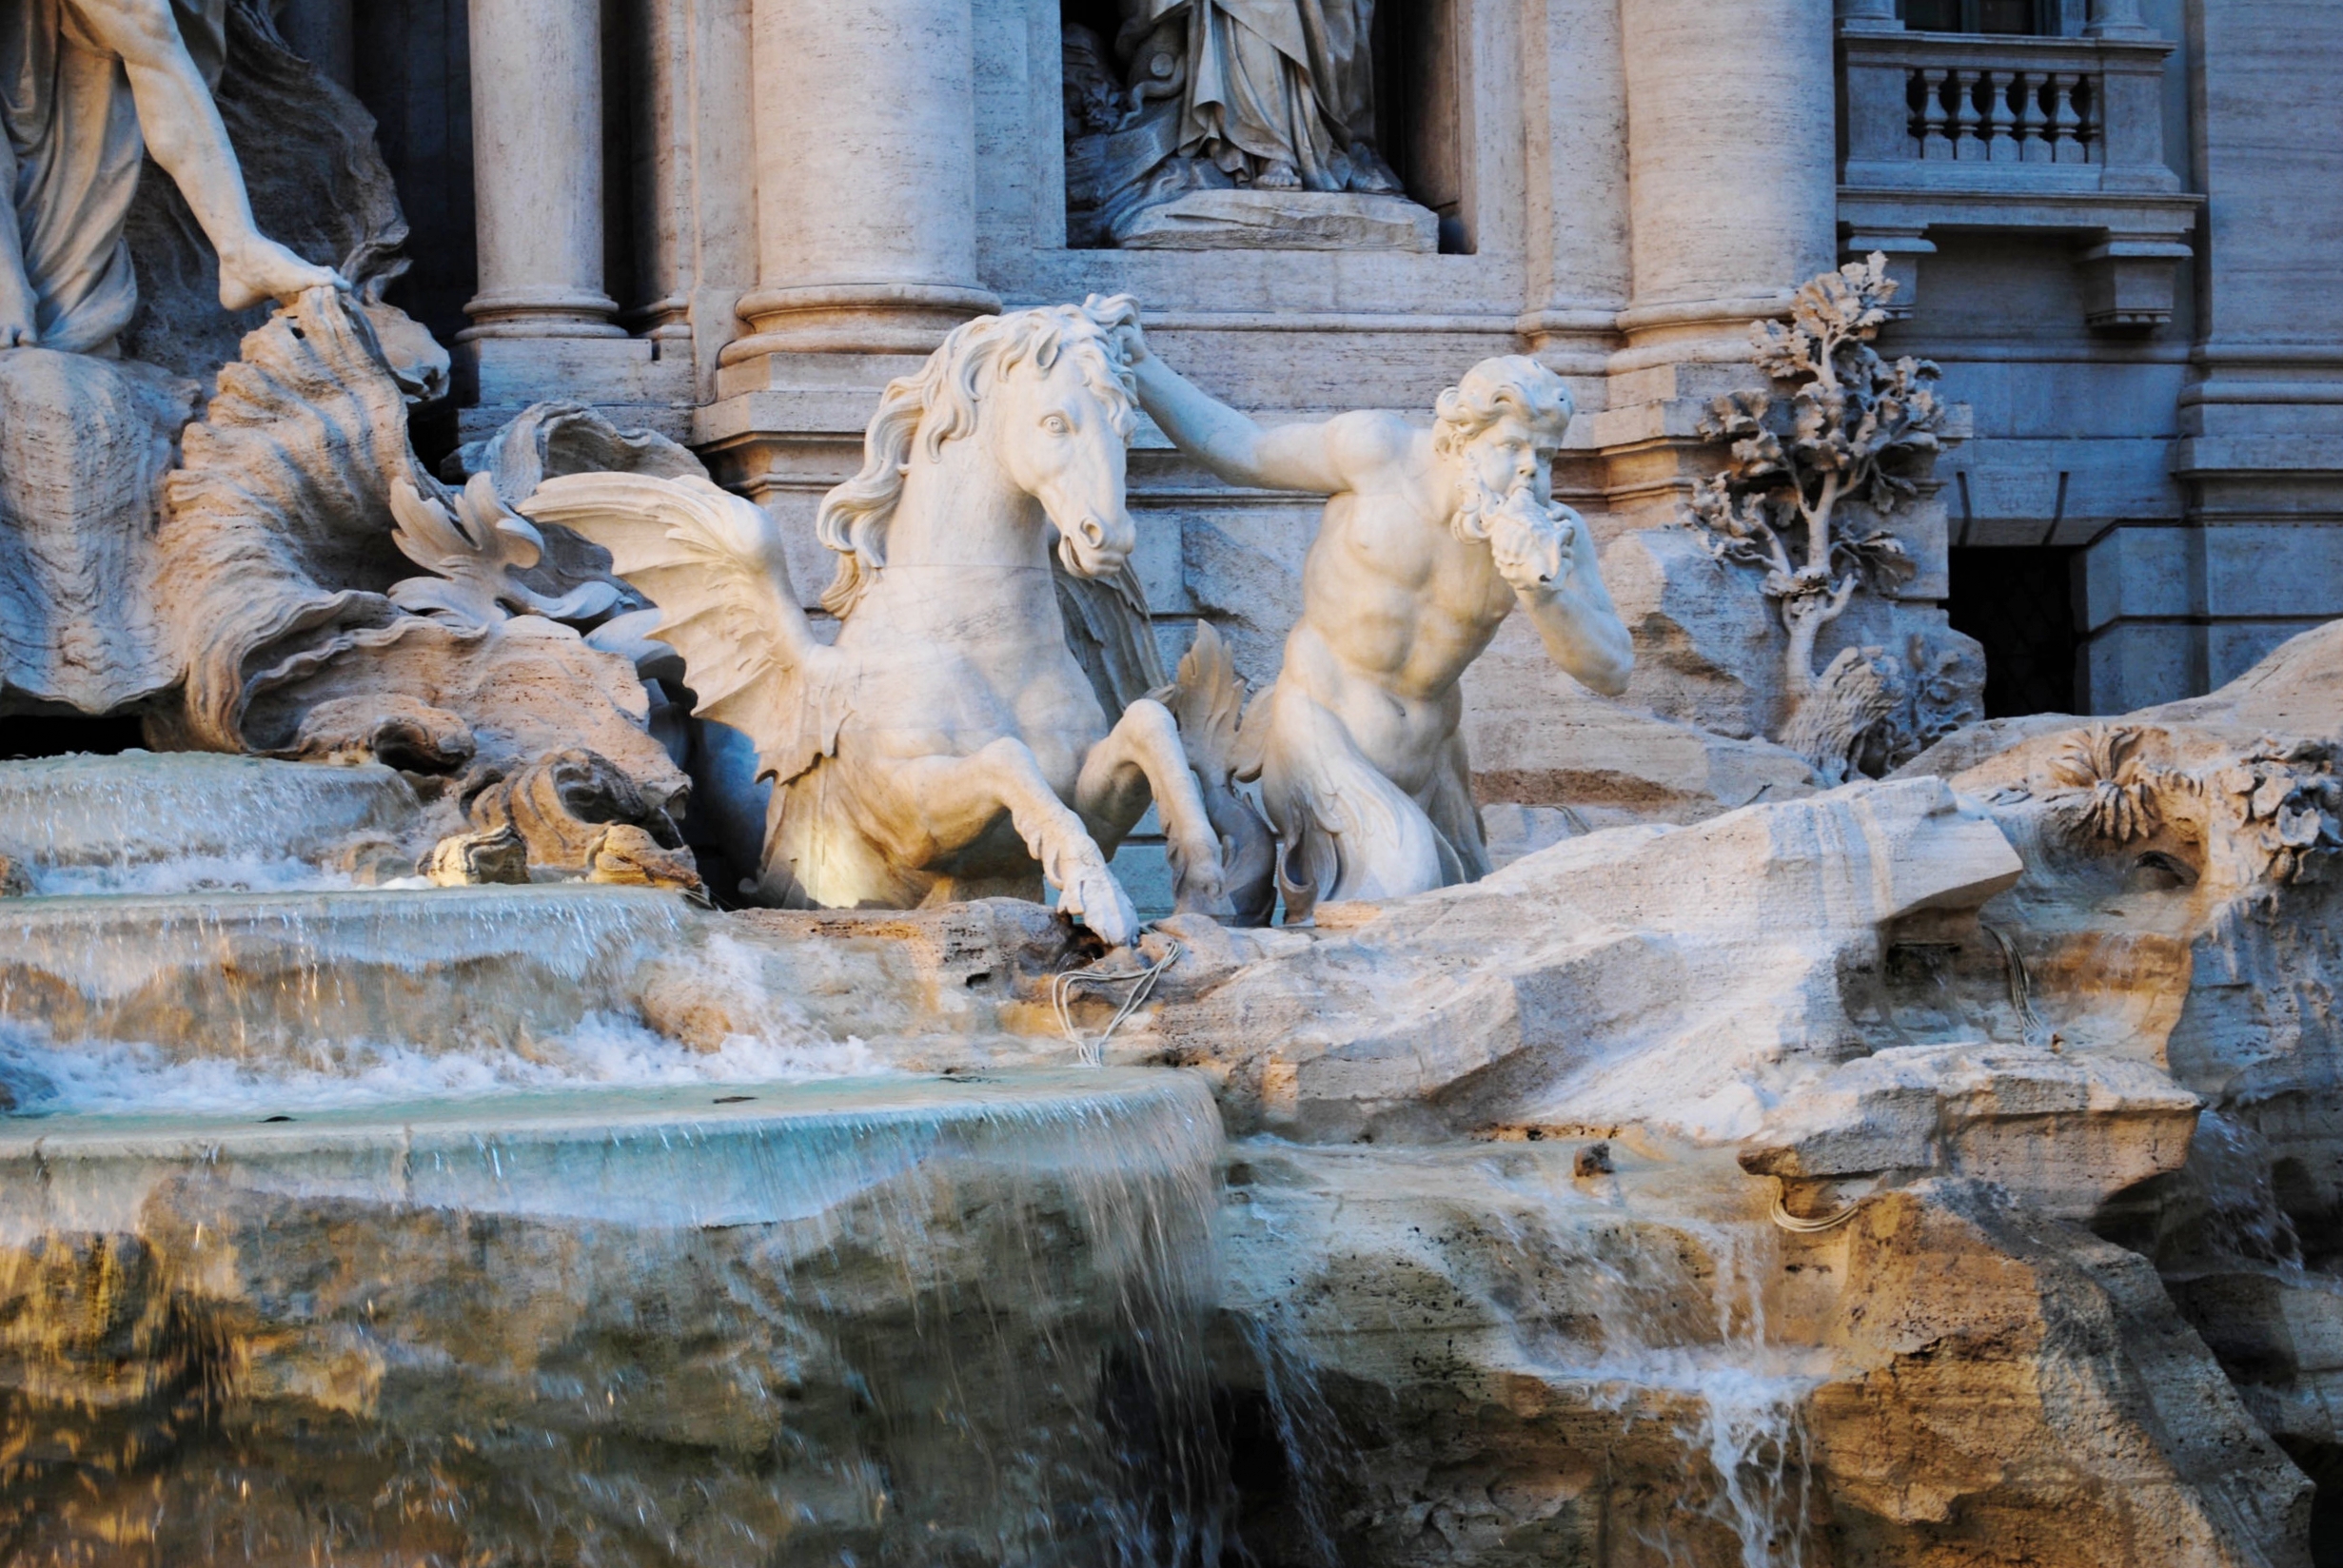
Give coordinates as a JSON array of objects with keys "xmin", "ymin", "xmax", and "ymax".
[{"xmin": 0, "ymin": 0, "xmax": 2336, "ymax": 1563}]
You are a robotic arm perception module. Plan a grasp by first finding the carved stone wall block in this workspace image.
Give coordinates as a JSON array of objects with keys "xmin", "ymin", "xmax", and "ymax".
[
  {"xmin": 2078, "ymin": 240, "xmax": 2189, "ymax": 331},
  {"xmin": 1113, "ymin": 189, "xmax": 1438, "ymax": 252}
]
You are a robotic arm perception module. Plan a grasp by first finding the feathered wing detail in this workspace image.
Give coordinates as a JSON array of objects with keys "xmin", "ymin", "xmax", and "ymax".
[
  {"xmin": 1053, "ymin": 554, "xmax": 1166, "ymax": 721},
  {"xmin": 520, "ymin": 473, "xmax": 845, "ymax": 786}
]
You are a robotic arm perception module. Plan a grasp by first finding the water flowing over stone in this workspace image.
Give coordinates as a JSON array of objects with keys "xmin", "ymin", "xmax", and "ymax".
[{"xmin": 0, "ymin": 1070, "xmax": 1231, "ymax": 1564}]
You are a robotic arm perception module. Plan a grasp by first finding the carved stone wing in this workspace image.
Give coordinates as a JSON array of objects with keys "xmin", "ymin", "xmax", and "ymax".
[
  {"xmin": 520, "ymin": 473, "xmax": 844, "ymax": 786},
  {"xmin": 1053, "ymin": 554, "xmax": 1166, "ymax": 721}
]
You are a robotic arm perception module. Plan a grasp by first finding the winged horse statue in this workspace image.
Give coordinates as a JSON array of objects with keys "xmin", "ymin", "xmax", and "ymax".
[{"xmin": 521, "ymin": 295, "xmax": 1246, "ymax": 946}]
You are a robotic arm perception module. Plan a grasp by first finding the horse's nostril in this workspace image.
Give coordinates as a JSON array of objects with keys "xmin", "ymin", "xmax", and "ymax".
[{"xmin": 1080, "ymin": 517, "xmax": 1106, "ymax": 546}]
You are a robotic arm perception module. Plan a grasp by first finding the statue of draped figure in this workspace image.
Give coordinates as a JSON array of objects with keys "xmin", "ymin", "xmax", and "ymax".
[
  {"xmin": 0, "ymin": 0, "xmax": 335, "ymax": 355},
  {"xmin": 1120, "ymin": 0, "xmax": 1399, "ymax": 193},
  {"xmin": 0, "ymin": 0, "xmax": 338, "ymax": 718}
]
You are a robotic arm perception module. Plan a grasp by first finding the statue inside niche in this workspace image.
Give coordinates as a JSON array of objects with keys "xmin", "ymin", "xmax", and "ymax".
[
  {"xmin": 1064, "ymin": 0, "xmax": 1435, "ymax": 251},
  {"xmin": 0, "ymin": 0, "xmax": 340, "ymax": 354}
]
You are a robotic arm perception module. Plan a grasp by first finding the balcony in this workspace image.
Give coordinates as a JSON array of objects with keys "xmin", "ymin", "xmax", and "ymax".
[{"xmin": 1838, "ymin": 24, "xmax": 2201, "ymax": 329}]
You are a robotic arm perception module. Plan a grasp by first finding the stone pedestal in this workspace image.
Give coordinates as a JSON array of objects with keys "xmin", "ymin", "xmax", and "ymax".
[{"xmin": 1113, "ymin": 190, "xmax": 1438, "ymax": 252}]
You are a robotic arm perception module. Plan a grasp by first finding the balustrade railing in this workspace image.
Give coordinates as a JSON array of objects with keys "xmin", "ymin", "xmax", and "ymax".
[
  {"xmin": 1841, "ymin": 29, "xmax": 2174, "ymax": 192},
  {"xmin": 1837, "ymin": 24, "xmax": 2197, "ymax": 330},
  {"xmin": 1907, "ymin": 62, "xmax": 2096, "ymax": 165}
]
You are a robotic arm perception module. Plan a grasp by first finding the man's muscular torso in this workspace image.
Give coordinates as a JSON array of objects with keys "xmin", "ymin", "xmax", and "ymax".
[{"xmin": 1282, "ymin": 414, "xmax": 1520, "ymax": 797}]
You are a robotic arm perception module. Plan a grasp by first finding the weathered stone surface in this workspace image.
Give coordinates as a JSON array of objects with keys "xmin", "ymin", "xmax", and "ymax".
[
  {"xmin": 1127, "ymin": 776, "xmax": 2021, "ymax": 1143},
  {"xmin": 1811, "ymin": 1181, "xmax": 2312, "ymax": 1568},
  {"xmin": 1740, "ymin": 1042, "xmax": 2200, "ymax": 1219}
]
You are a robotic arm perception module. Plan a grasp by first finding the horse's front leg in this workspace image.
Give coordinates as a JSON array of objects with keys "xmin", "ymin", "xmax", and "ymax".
[
  {"xmin": 1075, "ymin": 697, "xmax": 1236, "ymax": 921},
  {"xmin": 894, "ymin": 737, "xmax": 1140, "ymax": 948}
]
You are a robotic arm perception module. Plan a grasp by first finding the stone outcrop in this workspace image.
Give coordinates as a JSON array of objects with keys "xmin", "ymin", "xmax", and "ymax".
[{"xmin": 1122, "ymin": 775, "xmax": 2021, "ymax": 1143}]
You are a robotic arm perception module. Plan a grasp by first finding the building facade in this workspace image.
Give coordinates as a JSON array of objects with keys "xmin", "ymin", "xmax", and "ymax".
[{"xmin": 308, "ymin": 0, "xmax": 2342, "ymax": 760}]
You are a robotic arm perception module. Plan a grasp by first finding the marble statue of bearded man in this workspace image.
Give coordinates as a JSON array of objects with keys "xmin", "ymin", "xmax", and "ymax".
[
  {"xmin": 1121, "ymin": 0, "xmax": 1402, "ymax": 193},
  {"xmin": 0, "ymin": 0, "xmax": 335, "ymax": 353}
]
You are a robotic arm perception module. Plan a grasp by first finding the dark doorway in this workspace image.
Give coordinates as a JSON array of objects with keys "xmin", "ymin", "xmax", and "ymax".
[{"xmin": 1947, "ymin": 546, "xmax": 2079, "ymax": 717}]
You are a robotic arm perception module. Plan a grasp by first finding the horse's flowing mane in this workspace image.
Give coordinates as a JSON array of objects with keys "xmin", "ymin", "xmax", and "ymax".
[{"xmin": 812, "ymin": 293, "xmax": 1142, "ymax": 617}]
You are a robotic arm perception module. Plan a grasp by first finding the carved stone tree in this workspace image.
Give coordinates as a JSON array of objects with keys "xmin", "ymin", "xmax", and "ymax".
[{"xmin": 1687, "ymin": 254, "xmax": 1950, "ymax": 784}]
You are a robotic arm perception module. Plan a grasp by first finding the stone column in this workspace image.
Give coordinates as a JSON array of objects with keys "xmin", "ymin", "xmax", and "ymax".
[
  {"xmin": 1616, "ymin": 0, "xmax": 1837, "ymax": 360},
  {"xmin": 2086, "ymin": 0, "xmax": 2155, "ymax": 40},
  {"xmin": 461, "ymin": 0, "xmax": 622, "ymax": 340},
  {"xmin": 1836, "ymin": 0, "xmax": 1900, "ymax": 30},
  {"xmin": 723, "ymin": 0, "xmax": 998, "ymax": 364}
]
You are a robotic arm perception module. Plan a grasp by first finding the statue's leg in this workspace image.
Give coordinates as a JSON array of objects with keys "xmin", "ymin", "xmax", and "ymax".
[
  {"xmin": 69, "ymin": 0, "xmax": 342, "ymax": 309},
  {"xmin": 1418, "ymin": 730, "xmax": 1494, "ymax": 885},
  {"xmin": 1074, "ymin": 696, "xmax": 1235, "ymax": 922},
  {"xmin": 888, "ymin": 737, "xmax": 1139, "ymax": 948},
  {"xmin": 1258, "ymin": 682, "xmax": 1446, "ymax": 919}
]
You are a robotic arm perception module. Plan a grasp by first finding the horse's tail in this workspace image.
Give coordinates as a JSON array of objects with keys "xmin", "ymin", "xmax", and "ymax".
[{"xmin": 1156, "ymin": 622, "xmax": 1277, "ymax": 926}]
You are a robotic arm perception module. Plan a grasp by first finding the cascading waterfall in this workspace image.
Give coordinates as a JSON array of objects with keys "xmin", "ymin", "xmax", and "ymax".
[{"xmin": 0, "ymin": 1071, "xmax": 1235, "ymax": 1565}]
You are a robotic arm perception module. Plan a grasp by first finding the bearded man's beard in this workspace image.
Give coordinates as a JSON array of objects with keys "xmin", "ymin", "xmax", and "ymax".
[
  {"xmin": 1451, "ymin": 470, "xmax": 1570, "ymax": 589},
  {"xmin": 1450, "ymin": 470, "xmax": 1564, "ymax": 543}
]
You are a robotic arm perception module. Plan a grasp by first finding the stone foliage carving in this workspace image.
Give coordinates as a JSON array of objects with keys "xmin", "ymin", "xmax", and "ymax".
[
  {"xmin": 523, "ymin": 297, "xmax": 1233, "ymax": 946},
  {"xmin": 1062, "ymin": 0, "xmax": 1427, "ymax": 249},
  {"xmin": 1128, "ymin": 342, "xmax": 1633, "ymax": 922},
  {"xmin": 1688, "ymin": 254, "xmax": 1971, "ymax": 785}
]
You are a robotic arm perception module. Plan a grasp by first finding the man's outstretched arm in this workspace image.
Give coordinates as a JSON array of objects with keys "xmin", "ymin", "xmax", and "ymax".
[{"xmin": 1128, "ymin": 341, "xmax": 1368, "ymax": 495}]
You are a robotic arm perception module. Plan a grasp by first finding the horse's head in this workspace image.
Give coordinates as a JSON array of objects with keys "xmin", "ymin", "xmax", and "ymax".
[
  {"xmin": 814, "ymin": 295, "xmax": 1144, "ymax": 612},
  {"xmin": 983, "ymin": 296, "xmax": 1140, "ymax": 578}
]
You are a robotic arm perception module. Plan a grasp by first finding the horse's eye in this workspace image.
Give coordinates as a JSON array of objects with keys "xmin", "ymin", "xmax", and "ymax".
[{"xmin": 1043, "ymin": 414, "xmax": 1071, "ymax": 435}]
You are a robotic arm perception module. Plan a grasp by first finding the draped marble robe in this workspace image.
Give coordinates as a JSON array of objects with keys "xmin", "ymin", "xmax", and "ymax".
[
  {"xmin": 0, "ymin": 0, "xmax": 226, "ymax": 714},
  {"xmin": 1128, "ymin": 0, "xmax": 1376, "ymax": 191},
  {"xmin": 0, "ymin": 0, "xmax": 226, "ymax": 354}
]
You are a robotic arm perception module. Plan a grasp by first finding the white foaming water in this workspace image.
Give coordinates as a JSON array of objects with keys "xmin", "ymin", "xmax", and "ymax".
[
  {"xmin": 30, "ymin": 853, "xmax": 357, "ymax": 897},
  {"xmin": 0, "ymin": 1012, "xmax": 888, "ymax": 1117},
  {"xmin": 1576, "ymin": 1216, "xmax": 1826, "ymax": 1568}
]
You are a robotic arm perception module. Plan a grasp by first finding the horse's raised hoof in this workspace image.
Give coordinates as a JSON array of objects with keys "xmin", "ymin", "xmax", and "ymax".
[{"xmin": 1059, "ymin": 859, "xmax": 1140, "ymax": 950}]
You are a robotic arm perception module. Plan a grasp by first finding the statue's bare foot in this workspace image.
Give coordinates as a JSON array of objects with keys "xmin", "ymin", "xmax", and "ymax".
[
  {"xmin": 0, "ymin": 275, "xmax": 39, "ymax": 348},
  {"xmin": 1348, "ymin": 144, "xmax": 1407, "ymax": 195},
  {"xmin": 1254, "ymin": 159, "xmax": 1302, "ymax": 191},
  {"xmin": 216, "ymin": 237, "xmax": 344, "ymax": 312}
]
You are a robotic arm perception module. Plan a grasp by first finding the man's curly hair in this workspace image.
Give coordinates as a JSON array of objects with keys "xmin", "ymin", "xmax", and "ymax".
[{"xmin": 1432, "ymin": 355, "xmax": 1575, "ymax": 457}]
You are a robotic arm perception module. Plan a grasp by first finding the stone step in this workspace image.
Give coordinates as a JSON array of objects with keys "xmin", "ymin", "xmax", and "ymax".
[{"xmin": 0, "ymin": 752, "xmax": 425, "ymax": 889}]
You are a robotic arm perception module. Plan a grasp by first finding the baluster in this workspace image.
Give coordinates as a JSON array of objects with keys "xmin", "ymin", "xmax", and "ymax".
[
  {"xmin": 2081, "ymin": 73, "xmax": 2103, "ymax": 163},
  {"xmin": 1986, "ymin": 69, "xmax": 2018, "ymax": 161},
  {"xmin": 2050, "ymin": 72, "xmax": 2085, "ymax": 164},
  {"xmin": 1920, "ymin": 67, "xmax": 1954, "ymax": 160},
  {"xmin": 1953, "ymin": 69, "xmax": 1985, "ymax": 161},
  {"xmin": 2018, "ymin": 70, "xmax": 2051, "ymax": 163}
]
